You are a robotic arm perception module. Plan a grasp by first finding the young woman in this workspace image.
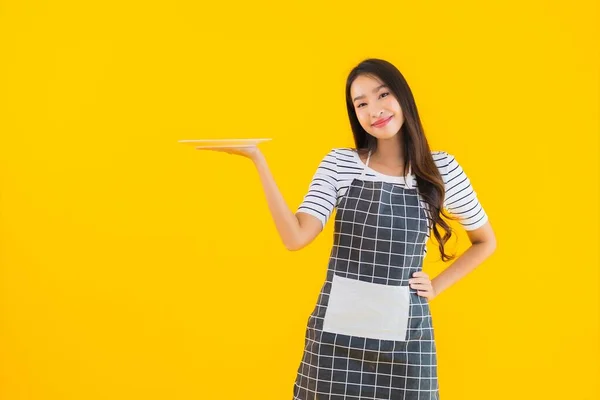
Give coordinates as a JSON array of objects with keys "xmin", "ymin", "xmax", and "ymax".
[{"xmin": 198, "ymin": 58, "xmax": 496, "ymax": 399}]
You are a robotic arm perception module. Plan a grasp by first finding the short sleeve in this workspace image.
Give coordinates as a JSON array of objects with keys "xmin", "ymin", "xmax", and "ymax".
[
  {"xmin": 296, "ymin": 149, "xmax": 339, "ymax": 228},
  {"xmin": 441, "ymin": 152, "xmax": 489, "ymax": 231}
]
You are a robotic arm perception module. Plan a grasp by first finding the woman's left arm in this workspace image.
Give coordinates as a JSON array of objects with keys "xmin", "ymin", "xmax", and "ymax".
[
  {"xmin": 410, "ymin": 221, "xmax": 497, "ymax": 300},
  {"xmin": 432, "ymin": 221, "xmax": 497, "ymax": 298},
  {"xmin": 410, "ymin": 152, "xmax": 497, "ymax": 300}
]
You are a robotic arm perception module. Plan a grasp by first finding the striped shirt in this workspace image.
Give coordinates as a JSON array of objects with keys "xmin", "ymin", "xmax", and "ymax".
[{"xmin": 297, "ymin": 148, "xmax": 488, "ymax": 239}]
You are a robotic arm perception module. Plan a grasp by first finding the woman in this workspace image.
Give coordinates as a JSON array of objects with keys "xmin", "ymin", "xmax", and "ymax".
[{"xmin": 199, "ymin": 58, "xmax": 496, "ymax": 399}]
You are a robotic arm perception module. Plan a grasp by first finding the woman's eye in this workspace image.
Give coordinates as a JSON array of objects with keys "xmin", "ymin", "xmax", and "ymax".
[{"xmin": 356, "ymin": 93, "xmax": 387, "ymax": 108}]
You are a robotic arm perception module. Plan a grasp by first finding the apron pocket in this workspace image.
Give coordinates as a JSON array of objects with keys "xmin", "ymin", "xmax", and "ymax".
[{"xmin": 323, "ymin": 274, "xmax": 410, "ymax": 341}]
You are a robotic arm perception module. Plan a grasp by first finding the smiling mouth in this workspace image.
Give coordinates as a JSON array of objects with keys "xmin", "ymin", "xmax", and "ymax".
[{"xmin": 372, "ymin": 116, "xmax": 393, "ymax": 128}]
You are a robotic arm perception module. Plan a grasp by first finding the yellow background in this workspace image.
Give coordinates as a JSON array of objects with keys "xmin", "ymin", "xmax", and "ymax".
[{"xmin": 1, "ymin": 1, "xmax": 598, "ymax": 399}]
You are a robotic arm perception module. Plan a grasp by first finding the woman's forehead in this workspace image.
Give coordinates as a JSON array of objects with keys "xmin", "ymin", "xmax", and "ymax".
[{"xmin": 351, "ymin": 74, "xmax": 386, "ymax": 98}]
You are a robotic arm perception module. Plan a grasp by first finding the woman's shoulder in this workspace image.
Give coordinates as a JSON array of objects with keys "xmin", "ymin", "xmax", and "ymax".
[
  {"xmin": 430, "ymin": 150, "xmax": 454, "ymax": 169},
  {"xmin": 331, "ymin": 147, "xmax": 359, "ymax": 157},
  {"xmin": 322, "ymin": 148, "xmax": 455, "ymax": 167},
  {"xmin": 319, "ymin": 147, "xmax": 360, "ymax": 163}
]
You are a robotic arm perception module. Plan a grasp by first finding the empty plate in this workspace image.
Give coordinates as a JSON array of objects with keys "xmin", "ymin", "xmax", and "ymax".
[{"xmin": 178, "ymin": 138, "xmax": 272, "ymax": 148}]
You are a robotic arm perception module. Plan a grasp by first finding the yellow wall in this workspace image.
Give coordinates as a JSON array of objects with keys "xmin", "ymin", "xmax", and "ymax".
[{"xmin": 1, "ymin": 1, "xmax": 598, "ymax": 399}]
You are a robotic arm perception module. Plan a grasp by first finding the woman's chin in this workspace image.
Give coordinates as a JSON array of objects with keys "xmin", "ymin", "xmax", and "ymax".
[{"xmin": 368, "ymin": 129, "xmax": 401, "ymax": 140}]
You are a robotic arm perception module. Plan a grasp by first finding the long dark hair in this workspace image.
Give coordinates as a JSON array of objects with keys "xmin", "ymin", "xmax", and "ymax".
[{"xmin": 345, "ymin": 58, "xmax": 457, "ymax": 262}]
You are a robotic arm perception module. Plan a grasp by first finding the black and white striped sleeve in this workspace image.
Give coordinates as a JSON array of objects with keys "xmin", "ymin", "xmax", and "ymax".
[
  {"xmin": 440, "ymin": 152, "xmax": 489, "ymax": 231},
  {"xmin": 296, "ymin": 149, "xmax": 339, "ymax": 228}
]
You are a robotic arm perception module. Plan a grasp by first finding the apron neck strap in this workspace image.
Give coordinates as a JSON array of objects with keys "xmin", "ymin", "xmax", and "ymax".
[{"xmin": 359, "ymin": 150, "xmax": 371, "ymax": 179}]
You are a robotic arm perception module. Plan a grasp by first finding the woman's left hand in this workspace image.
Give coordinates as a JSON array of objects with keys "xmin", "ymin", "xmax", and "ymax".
[{"xmin": 409, "ymin": 271, "xmax": 436, "ymax": 301}]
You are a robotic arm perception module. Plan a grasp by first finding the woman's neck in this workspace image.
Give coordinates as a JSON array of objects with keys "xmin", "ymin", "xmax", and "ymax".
[{"xmin": 372, "ymin": 136, "xmax": 405, "ymax": 167}]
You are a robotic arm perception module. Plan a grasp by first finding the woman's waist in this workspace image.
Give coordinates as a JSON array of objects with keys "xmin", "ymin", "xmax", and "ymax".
[{"xmin": 325, "ymin": 263, "xmax": 422, "ymax": 285}]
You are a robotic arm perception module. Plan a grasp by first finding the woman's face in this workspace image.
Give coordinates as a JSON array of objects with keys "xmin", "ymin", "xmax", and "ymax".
[{"xmin": 350, "ymin": 74, "xmax": 404, "ymax": 139}]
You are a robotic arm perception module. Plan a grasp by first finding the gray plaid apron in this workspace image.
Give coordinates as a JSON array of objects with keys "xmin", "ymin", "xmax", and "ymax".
[{"xmin": 293, "ymin": 151, "xmax": 439, "ymax": 399}]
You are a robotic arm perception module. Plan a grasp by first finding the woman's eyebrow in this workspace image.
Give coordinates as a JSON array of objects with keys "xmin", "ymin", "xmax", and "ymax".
[{"xmin": 353, "ymin": 84, "xmax": 388, "ymax": 102}]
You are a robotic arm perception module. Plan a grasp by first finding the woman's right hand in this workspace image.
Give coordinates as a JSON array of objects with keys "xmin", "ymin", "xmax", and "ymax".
[{"xmin": 196, "ymin": 145, "xmax": 262, "ymax": 161}]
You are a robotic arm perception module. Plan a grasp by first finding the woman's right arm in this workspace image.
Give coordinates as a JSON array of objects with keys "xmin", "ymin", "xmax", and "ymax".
[{"xmin": 251, "ymin": 151, "xmax": 324, "ymax": 251}]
